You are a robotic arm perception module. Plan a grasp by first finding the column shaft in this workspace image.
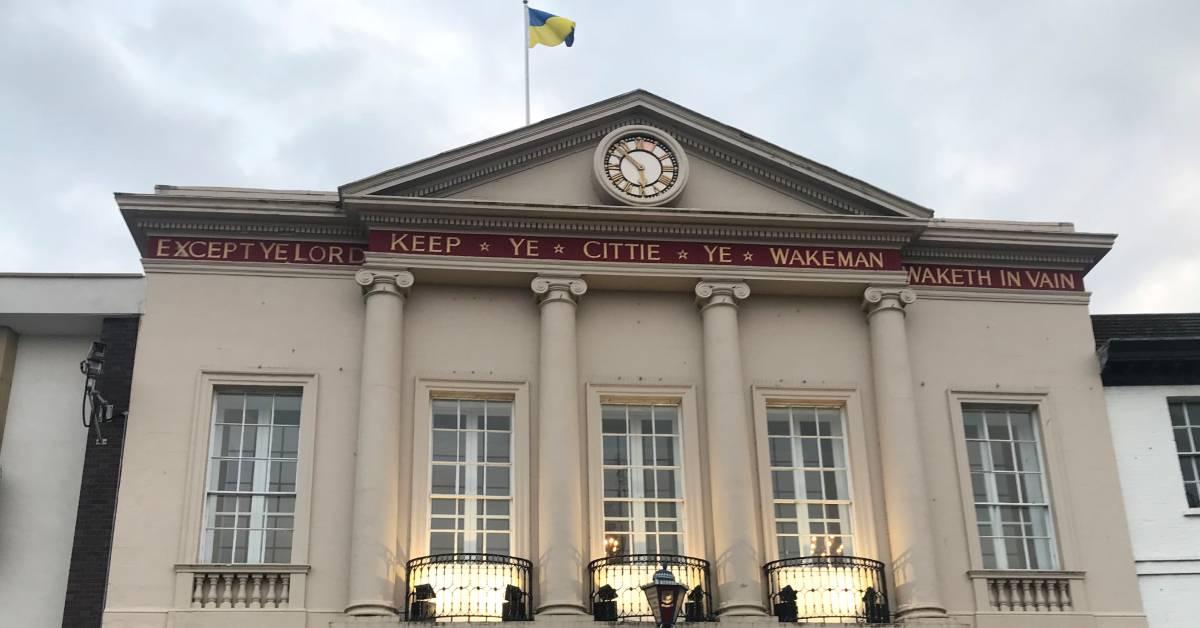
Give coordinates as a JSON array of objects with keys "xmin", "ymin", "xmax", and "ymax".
[
  {"xmin": 532, "ymin": 275, "xmax": 588, "ymax": 615},
  {"xmin": 346, "ymin": 269, "xmax": 413, "ymax": 616},
  {"xmin": 695, "ymin": 281, "xmax": 767, "ymax": 617},
  {"xmin": 863, "ymin": 287, "xmax": 946, "ymax": 619}
]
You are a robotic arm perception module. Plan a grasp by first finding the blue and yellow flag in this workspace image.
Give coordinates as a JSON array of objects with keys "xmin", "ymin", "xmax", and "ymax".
[{"xmin": 527, "ymin": 7, "xmax": 575, "ymax": 48}]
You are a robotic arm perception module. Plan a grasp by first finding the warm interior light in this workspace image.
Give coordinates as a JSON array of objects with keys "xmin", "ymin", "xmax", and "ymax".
[
  {"xmin": 594, "ymin": 562, "xmax": 663, "ymax": 618},
  {"xmin": 773, "ymin": 561, "xmax": 868, "ymax": 625},
  {"xmin": 411, "ymin": 561, "xmax": 524, "ymax": 623}
]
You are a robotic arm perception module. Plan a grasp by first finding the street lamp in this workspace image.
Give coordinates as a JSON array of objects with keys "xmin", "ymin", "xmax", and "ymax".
[{"xmin": 642, "ymin": 566, "xmax": 689, "ymax": 628}]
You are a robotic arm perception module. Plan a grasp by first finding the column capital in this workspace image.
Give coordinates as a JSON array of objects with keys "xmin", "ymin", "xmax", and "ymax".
[
  {"xmin": 695, "ymin": 280, "xmax": 750, "ymax": 311},
  {"xmin": 862, "ymin": 286, "xmax": 916, "ymax": 317},
  {"xmin": 531, "ymin": 274, "xmax": 587, "ymax": 305},
  {"xmin": 355, "ymin": 269, "xmax": 414, "ymax": 298}
]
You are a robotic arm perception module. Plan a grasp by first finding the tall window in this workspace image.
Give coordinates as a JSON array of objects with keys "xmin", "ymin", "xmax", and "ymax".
[
  {"xmin": 767, "ymin": 406, "xmax": 852, "ymax": 558},
  {"xmin": 202, "ymin": 388, "xmax": 301, "ymax": 564},
  {"xmin": 430, "ymin": 398, "xmax": 513, "ymax": 555},
  {"xmin": 1170, "ymin": 400, "xmax": 1200, "ymax": 508},
  {"xmin": 964, "ymin": 405, "xmax": 1057, "ymax": 570},
  {"xmin": 601, "ymin": 403, "xmax": 683, "ymax": 555}
]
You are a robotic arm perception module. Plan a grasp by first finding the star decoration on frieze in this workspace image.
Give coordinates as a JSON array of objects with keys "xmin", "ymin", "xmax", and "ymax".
[
  {"xmin": 479, "ymin": 242, "xmax": 490, "ymax": 252},
  {"xmin": 676, "ymin": 250, "xmax": 688, "ymax": 260},
  {"xmin": 743, "ymin": 251, "xmax": 754, "ymax": 261},
  {"xmin": 554, "ymin": 244, "xmax": 565, "ymax": 254}
]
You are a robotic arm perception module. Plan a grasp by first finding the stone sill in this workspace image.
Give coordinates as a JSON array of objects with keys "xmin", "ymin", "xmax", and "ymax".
[
  {"xmin": 966, "ymin": 569, "xmax": 1085, "ymax": 580},
  {"xmin": 175, "ymin": 563, "xmax": 311, "ymax": 574}
]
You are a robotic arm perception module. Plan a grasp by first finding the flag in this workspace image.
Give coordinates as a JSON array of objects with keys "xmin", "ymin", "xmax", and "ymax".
[{"xmin": 527, "ymin": 7, "xmax": 575, "ymax": 48}]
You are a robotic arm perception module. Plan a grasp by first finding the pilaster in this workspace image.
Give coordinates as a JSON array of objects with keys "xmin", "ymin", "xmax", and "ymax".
[
  {"xmin": 346, "ymin": 269, "xmax": 413, "ymax": 616},
  {"xmin": 531, "ymin": 274, "xmax": 589, "ymax": 616},
  {"xmin": 862, "ymin": 286, "xmax": 947, "ymax": 620},
  {"xmin": 694, "ymin": 280, "xmax": 767, "ymax": 617}
]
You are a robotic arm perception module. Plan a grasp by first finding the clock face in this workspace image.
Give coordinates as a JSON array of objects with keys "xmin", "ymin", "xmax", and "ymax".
[
  {"xmin": 602, "ymin": 134, "xmax": 679, "ymax": 200},
  {"xmin": 593, "ymin": 126, "xmax": 689, "ymax": 206}
]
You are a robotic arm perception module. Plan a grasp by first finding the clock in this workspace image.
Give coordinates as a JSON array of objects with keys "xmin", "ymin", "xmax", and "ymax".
[{"xmin": 593, "ymin": 125, "xmax": 689, "ymax": 207}]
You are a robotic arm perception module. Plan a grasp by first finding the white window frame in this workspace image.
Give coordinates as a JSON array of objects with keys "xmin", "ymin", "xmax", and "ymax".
[
  {"xmin": 586, "ymin": 384, "xmax": 706, "ymax": 559},
  {"xmin": 1168, "ymin": 398, "xmax": 1200, "ymax": 510},
  {"xmin": 947, "ymin": 389, "xmax": 1082, "ymax": 573},
  {"xmin": 410, "ymin": 379, "xmax": 530, "ymax": 558},
  {"xmin": 752, "ymin": 386, "xmax": 880, "ymax": 563},
  {"xmin": 178, "ymin": 371, "xmax": 318, "ymax": 567}
]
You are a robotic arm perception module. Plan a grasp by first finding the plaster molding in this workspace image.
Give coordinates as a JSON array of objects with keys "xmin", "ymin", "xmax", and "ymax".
[
  {"xmin": 862, "ymin": 286, "xmax": 917, "ymax": 318},
  {"xmin": 141, "ymin": 260, "xmax": 357, "ymax": 279},
  {"xmin": 694, "ymin": 280, "xmax": 750, "ymax": 311},
  {"xmin": 530, "ymin": 274, "xmax": 588, "ymax": 305},
  {"xmin": 913, "ymin": 287, "xmax": 1092, "ymax": 306},
  {"xmin": 355, "ymin": 269, "xmax": 414, "ymax": 298},
  {"xmin": 355, "ymin": 210, "xmax": 915, "ymax": 246}
]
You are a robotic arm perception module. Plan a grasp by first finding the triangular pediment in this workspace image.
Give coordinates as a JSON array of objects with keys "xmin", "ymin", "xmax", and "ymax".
[{"xmin": 340, "ymin": 90, "xmax": 933, "ymax": 218}]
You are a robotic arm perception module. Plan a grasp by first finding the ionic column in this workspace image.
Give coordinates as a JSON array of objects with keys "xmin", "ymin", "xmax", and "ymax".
[
  {"xmin": 345, "ymin": 269, "xmax": 413, "ymax": 616},
  {"xmin": 531, "ymin": 274, "xmax": 589, "ymax": 615},
  {"xmin": 862, "ymin": 287, "xmax": 947, "ymax": 620},
  {"xmin": 695, "ymin": 280, "xmax": 767, "ymax": 617}
]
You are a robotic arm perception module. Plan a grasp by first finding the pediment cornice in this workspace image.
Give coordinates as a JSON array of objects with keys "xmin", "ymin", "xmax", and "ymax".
[{"xmin": 339, "ymin": 90, "xmax": 935, "ymax": 219}]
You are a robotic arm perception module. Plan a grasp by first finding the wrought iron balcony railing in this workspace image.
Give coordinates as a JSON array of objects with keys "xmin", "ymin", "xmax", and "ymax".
[
  {"xmin": 588, "ymin": 553, "xmax": 714, "ymax": 622},
  {"xmin": 763, "ymin": 556, "xmax": 889, "ymax": 624},
  {"xmin": 405, "ymin": 553, "xmax": 533, "ymax": 622}
]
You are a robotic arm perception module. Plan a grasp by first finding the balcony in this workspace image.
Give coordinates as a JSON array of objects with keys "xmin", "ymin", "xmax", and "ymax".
[
  {"xmin": 405, "ymin": 553, "xmax": 533, "ymax": 622},
  {"xmin": 588, "ymin": 553, "xmax": 713, "ymax": 622},
  {"xmin": 764, "ymin": 556, "xmax": 889, "ymax": 624}
]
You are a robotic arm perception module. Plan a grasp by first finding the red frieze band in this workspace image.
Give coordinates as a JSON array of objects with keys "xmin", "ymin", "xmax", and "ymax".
[
  {"xmin": 143, "ymin": 233, "xmax": 1086, "ymax": 292},
  {"xmin": 147, "ymin": 236, "xmax": 366, "ymax": 265},
  {"xmin": 369, "ymin": 229, "xmax": 902, "ymax": 271},
  {"xmin": 905, "ymin": 263, "xmax": 1084, "ymax": 292}
]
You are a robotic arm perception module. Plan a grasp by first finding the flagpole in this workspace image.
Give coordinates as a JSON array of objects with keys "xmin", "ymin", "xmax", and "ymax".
[{"xmin": 523, "ymin": 0, "xmax": 530, "ymax": 125}]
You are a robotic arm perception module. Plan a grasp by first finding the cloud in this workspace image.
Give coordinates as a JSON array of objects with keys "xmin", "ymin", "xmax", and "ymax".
[{"xmin": 1, "ymin": 0, "xmax": 1197, "ymax": 312}]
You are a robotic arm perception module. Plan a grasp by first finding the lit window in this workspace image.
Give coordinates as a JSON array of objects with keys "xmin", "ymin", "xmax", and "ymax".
[
  {"xmin": 600, "ymin": 403, "xmax": 683, "ymax": 555},
  {"xmin": 964, "ymin": 405, "xmax": 1057, "ymax": 570},
  {"xmin": 429, "ymin": 398, "xmax": 513, "ymax": 555},
  {"xmin": 1169, "ymin": 400, "xmax": 1200, "ymax": 508},
  {"xmin": 767, "ymin": 406, "xmax": 853, "ymax": 558},
  {"xmin": 202, "ymin": 389, "xmax": 301, "ymax": 564}
]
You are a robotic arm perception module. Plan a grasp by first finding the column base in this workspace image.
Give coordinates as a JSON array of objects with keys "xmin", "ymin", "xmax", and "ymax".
[
  {"xmin": 716, "ymin": 603, "xmax": 770, "ymax": 618},
  {"xmin": 535, "ymin": 603, "xmax": 590, "ymax": 617},
  {"xmin": 894, "ymin": 605, "xmax": 950, "ymax": 622},
  {"xmin": 343, "ymin": 602, "xmax": 399, "ymax": 617}
]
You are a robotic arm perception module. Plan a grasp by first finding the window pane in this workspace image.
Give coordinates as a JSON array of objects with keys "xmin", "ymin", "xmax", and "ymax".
[
  {"xmin": 431, "ymin": 465, "xmax": 459, "ymax": 495},
  {"xmin": 432, "ymin": 430, "xmax": 459, "ymax": 462},
  {"xmin": 460, "ymin": 401, "xmax": 484, "ymax": 430},
  {"xmin": 985, "ymin": 412, "xmax": 1010, "ymax": 440},
  {"xmin": 604, "ymin": 469, "xmax": 629, "ymax": 497},
  {"xmin": 486, "ymin": 401, "xmax": 512, "ymax": 431},
  {"xmin": 963, "ymin": 410, "xmax": 984, "ymax": 439},
  {"xmin": 767, "ymin": 410, "xmax": 790, "ymax": 435},
  {"xmin": 433, "ymin": 400, "xmax": 458, "ymax": 429},
  {"xmin": 244, "ymin": 394, "xmax": 272, "ymax": 425},
  {"xmin": 603, "ymin": 436, "xmax": 628, "ymax": 465},
  {"xmin": 769, "ymin": 438, "xmax": 792, "ymax": 466},
  {"xmin": 772, "ymin": 470, "xmax": 795, "ymax": 499},
  {"xmin": 485, "ymin": 467, "xmax": 510, "ymax": 496},
  {"xmin": 655, "ymin": 437, "xmax": 676, "ymax": 465},
  {"xmin": 274, "ymin": 394, "xmax": 301, "ymax": 426},
  {"xmin": 271, "ymin": 426, "xmax": 299, "ymax": 458},
  {"xmin": 1169, "ymin": 402, "xmax": 1185, "ymax": 426},
  {"xmin": 486, "ymin": 432, "xmax": 510, "ymax": 463}
]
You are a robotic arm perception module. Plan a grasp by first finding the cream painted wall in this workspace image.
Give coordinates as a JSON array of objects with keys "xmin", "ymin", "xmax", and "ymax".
[
  {"xmin": 906, "ymin": 297, "xmax": 1146, "ymax": 624},
  {"xmin": 0, "ymin": 335, "xmax": 92, "ymax": 628},
  {"xmin": 1105, "ymin": 385, "xmax": 1200, "ymax": 628},
  {"xmin": 448, "ymin": 149, "xmax": 829, "ymax": 215},
  {"xmin": 104, "ymin": 271, "xmax": 1147, "ymax": 627}
]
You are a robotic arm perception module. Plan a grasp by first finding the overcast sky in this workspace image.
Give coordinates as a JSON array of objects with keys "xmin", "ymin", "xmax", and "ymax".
[{"xmin": 2, "ymin": 1, "xmax": 1197, "ymax": 313}]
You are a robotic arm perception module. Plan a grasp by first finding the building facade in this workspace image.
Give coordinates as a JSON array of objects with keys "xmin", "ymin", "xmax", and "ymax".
[
  {"xmin": 1095, "ymin": 314, "xmax": 1200, "ymax": 628},
  {"xmin": 105, "ymin": 92, "xmax": 1146, "ymax": 628},
  {"xmin": 0, "ymin": 274, "xmax": 144, "ymax": 628}
]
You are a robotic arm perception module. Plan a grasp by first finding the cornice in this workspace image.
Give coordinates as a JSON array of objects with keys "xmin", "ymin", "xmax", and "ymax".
[
  {"xmin": 141, "ymin": 259, "xmax": 358, "ymax": 279},
  {"xmin": 902, "ymin": 246, "xmax": 1099, "ymax": 269},
  {"xmin": 345, "ymin": 196, "xmax": 924, "ymax": 247},
  {"xmin": 130, "ymin": 217, "xmax": 365, "ymax": 239},
  {"xmin": 913, "ymin": 287, "xmax": 1092, "ymax": 306}
]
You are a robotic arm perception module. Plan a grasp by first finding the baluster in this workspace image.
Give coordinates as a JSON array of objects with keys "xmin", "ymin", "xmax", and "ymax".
[
  {"xmin": 204, "ymin": 574, "xmax": 219, "ymax": 608},
  {"xmin": 1060, "ymin": 580, "xmax": 1074, "ymax": 611},
  {"xmin": 264, "ymin": 573, "xmax": 278, "ymax": 607},
  {"xmin": 216, "ymin": 573, "xmax": 231, "ymax": 608},
  {"xmin": 278, "ymin": 574, "xmax": 290, "ymax": 608},
  {"xmin": 248, "ymin": 574, "xmax": 263, "ymax": 608},
  {"xmin": 1047, "ymin": 579, "xmax": 1062, "ymax": 611},
  {"xmin": 191, "ymin": 574, "xmax": 204, "ymax": 608},
  {"xmin": 997, "ymin": 579, "xmax": 1012, "ymax": 611},
  {"xmin": 1033, "ymin": 578, "xmax": 1048, "ymax": 611},
  {"xmin": 234, "ymin": 574, "xmax": 248, "ymax": 608},
  {"xmin": 1020, "ymin": 579, "xmax": 1033, "ymax": 611},
  {"xmin": 986, "ymin": 579, "xmax": 998, "ymax": 611}
]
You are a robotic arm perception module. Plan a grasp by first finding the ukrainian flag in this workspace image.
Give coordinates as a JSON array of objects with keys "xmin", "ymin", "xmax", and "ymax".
[{"xmin": 528, "ymin": 7, "xmax": 575, "ymax": 48}]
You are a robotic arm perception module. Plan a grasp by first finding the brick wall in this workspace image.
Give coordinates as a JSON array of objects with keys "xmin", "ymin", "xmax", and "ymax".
[{"xmin": 61, "ymin": 316, "xmax": 139, "ymax": 628}]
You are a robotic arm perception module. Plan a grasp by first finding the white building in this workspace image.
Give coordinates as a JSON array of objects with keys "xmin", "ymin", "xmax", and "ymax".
[
  {"xmin": 0, "ymin": 274, "xmax": 144, "ymax": 628},
  {"xmin": 1096, "ymin": 314, "xmax": 1200, "ymax": 628}
]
